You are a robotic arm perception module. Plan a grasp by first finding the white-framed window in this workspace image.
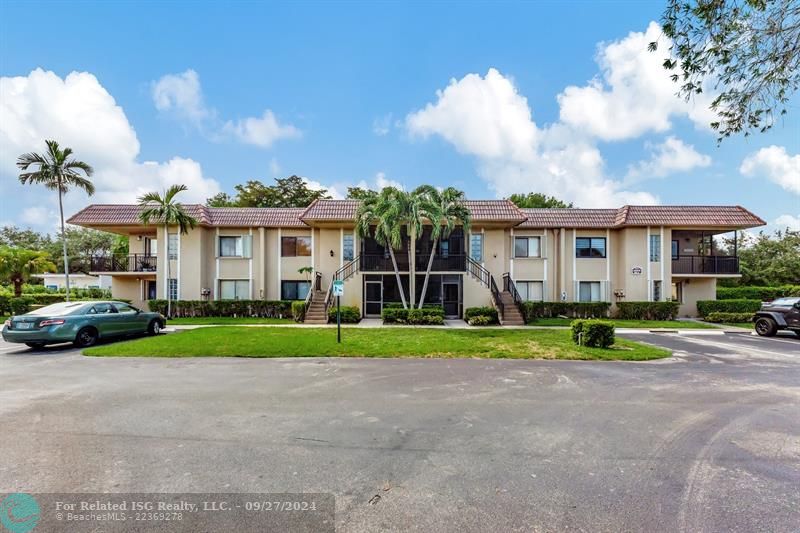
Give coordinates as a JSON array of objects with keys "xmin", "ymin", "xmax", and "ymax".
[
  {"xmin": 516, "ymin": 280, "xmax": 544, "ymax": 301},
  {"xmin": 671, "ymin": 282, "xmax": 683, "ymax": 303},
  {"xmin": 219, "ymin": 236, "xmax": 252, "ymax": 258},
  {"xmin": 281, "ymin": 280, "xmax": 311, "ymax": 300},
  {"xmin": 168, "ymin": 233, "xmax": 178, "ymax": 260},
  {"xmin": 514, "ymin": 236, "xmax": 541, "ymax": 258},
  {"xmin": 470, "ymin": 233, "xmax": 484, "ymax": 262},
  {"xmin": 219, "ymin": 279, "xmax": 250, "ymax": 300},
  {"xmin": 342, "ymin": 233, "xmax": 354, "ymax": 261},
  {"xmin": 653, "ymin": 280, "xmax": 663, "ymax": 302},
  {"xmin": 168, "ymin": 278, "xmax": 178, "ymax": 300},
  {"xmin": 578, "ymin": 281, "xmax": 602, "ymax": 302},
  {"xmin": 650, "ymin": 235, "xmax": 661, "ymax": 262}
]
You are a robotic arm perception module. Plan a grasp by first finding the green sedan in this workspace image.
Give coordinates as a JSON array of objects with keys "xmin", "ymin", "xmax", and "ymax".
[{"xmin": 2, "ymin": 301, "xmax": 166, "ymax": 349}]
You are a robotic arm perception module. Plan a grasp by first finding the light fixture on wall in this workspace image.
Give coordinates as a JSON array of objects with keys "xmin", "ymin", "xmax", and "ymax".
[
  {"xmin": 137, "ymin": 235, "xmax": 142, "ymax": 241},
  {"xmin": 330, "ymin": 250, "xmax": 335, "ymax": 257}
]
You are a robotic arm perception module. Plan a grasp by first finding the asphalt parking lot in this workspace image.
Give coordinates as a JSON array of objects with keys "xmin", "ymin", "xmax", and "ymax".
[{"xmin": 1, "ymin": 331, "xmax": 798, "ymax": 532}]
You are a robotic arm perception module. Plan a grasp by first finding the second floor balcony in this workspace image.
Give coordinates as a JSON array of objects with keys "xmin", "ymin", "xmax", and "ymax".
[
  {"xmin": 89, "ymin": 254, "xmax": 158, "ymax": 273},
  {"xmin": 671, "ymin": 255, "xmax": 739, "ymax": 275}
]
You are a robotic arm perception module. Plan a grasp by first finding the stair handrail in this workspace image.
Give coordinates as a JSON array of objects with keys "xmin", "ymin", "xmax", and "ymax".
[
  {"xmin": 303, "ymin": 271, "xmax": 322, "ymax": 317},
  {"xmin": 326, "ymin": 254, "xmax": 361, "ymax": 311},
  {"xmin": 502, "ymin": 273, "xmax": 522, "ymax": 306},
  {"xmin": 489, "ymin": 275, "xmax": 504, "ymax": 321},
  {"xmin": 465, "ymin": 256, "xmax": 489, "ymax": 288}
]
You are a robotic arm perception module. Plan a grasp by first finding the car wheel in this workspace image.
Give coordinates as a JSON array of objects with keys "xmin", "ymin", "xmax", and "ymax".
[
  {"xmin": 74, "ymin": 327, "xmax": 98, "ymax": 347},
  {"xmin": 147, "ymin": 319, "xmax": 162, "ymax": 336},
  {"xmin": 754, "ymin": 317, "xmax": 778, "ymax": 337},
  {"xmin": 25, "ymin": 342, "xmax": 45, "ymax": 349}
]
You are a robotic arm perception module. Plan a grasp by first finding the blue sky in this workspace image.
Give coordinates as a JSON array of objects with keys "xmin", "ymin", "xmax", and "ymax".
[{"xmin": 0, "ymin": 0, "xmax": 797, "ymax": 233}]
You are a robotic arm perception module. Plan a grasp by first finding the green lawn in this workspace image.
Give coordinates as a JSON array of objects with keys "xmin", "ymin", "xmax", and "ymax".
[
  {"xmin": 84, "ymin": 327, "xmax": 670, "ymax": 361},
  {"xmin": 526, "ymin": 318, "xmax": 717, "ymax": 329},
  {"xmin": 167, "ymin": 317, "xmax": 295, "ymax": 325}
]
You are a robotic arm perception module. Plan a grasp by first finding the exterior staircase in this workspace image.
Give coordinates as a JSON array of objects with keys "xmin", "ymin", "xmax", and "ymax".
[
  {"xmin": 498, "ymin": 291, "xmax": 525, "ymax": 325},
  {"xmin": 304, "ymin": 290, "xmax": 329, "ymax": 324}
]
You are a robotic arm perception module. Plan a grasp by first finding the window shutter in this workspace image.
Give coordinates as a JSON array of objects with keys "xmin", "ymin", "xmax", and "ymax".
[{"xmin": 243, "ymin": 235, "xmax": 253, "ymax": 258}]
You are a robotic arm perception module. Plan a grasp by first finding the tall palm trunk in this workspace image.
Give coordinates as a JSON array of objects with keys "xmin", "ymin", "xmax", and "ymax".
[
  {"xmin": 418, "ymin": 236, "xmax": 438, "ymax": 308},
  {"xmin": 387, "ymin": 246, "xmax": 407, "ymax": 309},
  {"xmin": 58, "ymin": 186, "xmax": 70, "ymax": 302},
  {"xmin": 408, "ymin": 228, "xmax": 415, "ymax": 308},
  {"xmin": 165, "ymin": 223, "xmax": 171, "ymax": 318}
]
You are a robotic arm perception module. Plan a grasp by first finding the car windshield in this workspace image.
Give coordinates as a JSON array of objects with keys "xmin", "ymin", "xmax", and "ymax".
[
  {"xmin": 769, "ymin": 297, "xmax": 800, "ymax": 307},
  {"xmin": 25, "ymin": 302, "xmax": 89, "ymax": 316}
]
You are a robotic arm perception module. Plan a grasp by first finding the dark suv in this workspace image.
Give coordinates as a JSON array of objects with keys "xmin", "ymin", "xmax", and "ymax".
[{"xmin": 754, "ymin": 297, "xmax": 800, "ymax": 337}]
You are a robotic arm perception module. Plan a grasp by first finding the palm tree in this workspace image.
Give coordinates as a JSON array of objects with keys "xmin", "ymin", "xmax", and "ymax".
[
  {"xmin": 138, "ymin": 184, "xmax": 198, "ymax": 318},
  {"xmin": 17, "ymin": 140, "xmax": 95, "ymax": 302},
  {"xmin": 415, "ymin": 186, "xmax": 471, "ymax": 308},
  {"xmin": 0, "ymin": 247, "xmax": 57, "ymax": 297},
  {"xmin": 355, "ymin": 187, "xmax": 410, "ymax": 309}
]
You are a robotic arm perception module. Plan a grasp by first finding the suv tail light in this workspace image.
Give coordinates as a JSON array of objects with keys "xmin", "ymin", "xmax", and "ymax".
[{"xmin": 39, "ymin": 319, "xmax": 66, "ymax": 327}]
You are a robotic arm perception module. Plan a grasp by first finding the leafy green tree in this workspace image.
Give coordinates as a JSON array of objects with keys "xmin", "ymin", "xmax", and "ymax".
[
  {"xmin": 138, "ymin": 184, "xmax": 198, "ymax": 317},
  {"xmin": 0, "ymin": 246, "xmax": 57, "ymax": 297},
  {"xmin": 720, "ymin": 230, "xmax": 800, "ymax": 286},
  {"xmin": 17, "ymin": 139, "xmax": 95, "ymax": 301},
  {"xmin": 507, "ymin": 193, "xmax": 573, "ymax": 208},
  {"xmin": 346, "ymin": 187, "xmax": 378, "ymax": 200},
  {"xmin": 206, "ymin": 175, "xmax": 331, "ymax": 208},
  {"xmin": 355, "ymin": 187, "xmax": 412, "ymax": 309},
  {"xmin": 651, "ymin": 0, "xmax": 800, "ymax": 141},
  {"xmin": 0, "ymin": 226, "xmax": 53, "ymax": 250},
  {"xmin": 415, "ymin": 186, "xmax": 471, "ymax": 308}
]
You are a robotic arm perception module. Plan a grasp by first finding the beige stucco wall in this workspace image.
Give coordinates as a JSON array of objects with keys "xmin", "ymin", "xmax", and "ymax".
[
  {"xmin": 112, "ymin": 276, "xmax": 150, "ymax": 310},
  {"xmin": 677, "ymin": 277, "xmax": 715, "ymax": 317}
]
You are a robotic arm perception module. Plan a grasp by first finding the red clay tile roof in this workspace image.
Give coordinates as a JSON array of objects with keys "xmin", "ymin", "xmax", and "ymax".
[
  {"xmin": 519, "ymin": 205, "xmax": 765, "ymax": 229},
  {"xmin": 67, "ymin": 204, "xmax": 306, "ymax": 228},
  {"xmin": 68, "ymin": 202, "xmax": 765, "ymax": 229},
  {"xmin": 299, "ymin": 199, "xmax": 360, "ymax": 221}
]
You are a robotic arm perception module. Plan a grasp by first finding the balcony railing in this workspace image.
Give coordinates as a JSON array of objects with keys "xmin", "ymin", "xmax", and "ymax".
[
  {"xmin": 360, "ymin": 253, "xmax": 409, "ymax": 272},
  {"xmin": 415, "ymin": 254, "xmax": 466, "ymax": 272},
  {"xmin": 89, "ymin": 254, "xmax": 158, "ymax": 273},
  {"xmin": 672, "ymin": 255, "xmax": 739, "ymax": 275}
]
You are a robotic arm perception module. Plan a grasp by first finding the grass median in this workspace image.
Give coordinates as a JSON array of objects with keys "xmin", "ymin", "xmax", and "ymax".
[
  {"xmin": 527, "ymin": 318, "xmax": 717, "ymax": 329},
  {"xmin": 83, "ymin": 326, "xmax": 670, "ymax": 361}
]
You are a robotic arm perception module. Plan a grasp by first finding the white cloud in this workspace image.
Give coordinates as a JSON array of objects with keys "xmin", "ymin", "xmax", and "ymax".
[
  {"xmin": 372, "ymin": 113, "xmax": 393, "ymax": 136},
  {"xmin": 404, "ymin": 68, "xmax": 656, "ymax": 207},
  {"xmin": 302, "ymin": 177, "xmax": 342, "ymax": 200},
  {"xmin": 0, "ymin": 68, "xmax": 220, "ymax": 230},
  {"xmin": 21, "ymin": 207, "xmax": 51, "ymax": 226},
  {"xmin": 222, "ymin": 110, "xmax": 301, "ymax": 148},
  {"xmin": 269, "ymin": 157, "xmax": 281, "ymax": 177},
  {"xmin": 152, "ymin": 69, "xmax": 300, "ymax": 148},
  {"xmin": 740, "ymin": 145, "xmax": 800, "ymax": 195},
  {"xmin": 626, "ymin": 136, "xmax": 711, "ymax": 181},
  {"xmin": 774, "ymin": 214, "xmax": 800, "ymax": 231},
  {"xmin": 151, "ymin": 69, "xmax": 209, "ymax": 124},
  {"xmin": 354, "ymin": 172, "xmax": 405, "ymax": 192},
  {"xmin": 557, "ymin": 22, "xmax": 717, "ymax": 141}
]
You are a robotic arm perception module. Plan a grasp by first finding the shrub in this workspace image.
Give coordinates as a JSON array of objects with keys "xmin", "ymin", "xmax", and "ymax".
[
  {"xmin": 0, "ymin": 294, "xmax": 9, "ymax": 314},
  {"xmin": 521, "ymin": 302, "xmax": 611, "ymax": 323},
  {"xmin": 9, "ymin": 297, "xmax": 33, "ymax": 315},
  {"xmin": 616, "ymin": 301, "xmax": 680, "ymax": 321},
  {"xmin": 716, "ymin": 285, "xmax": 800, "ymax": 301},
  {"xmin": 696, "ymin": 299, "xmax": 762, "ymax": 318},
  {"xmin": 705, "ymin": 312, "xmax": 755, "ymax": 324},
  {"xmin": 464, "ymin": 306, "xmax": 499, "ymax": 324},
  {"xmin": 328, "ymin": 305, "xmax": 360, "ymax": 323},
  {"xmin": 381, "ymin": 306, "xmax": 443, "ymax": 325},
  {"xmin": 571, "ymin": 319, "xmax": 615, "ymax": 348},
  {"xmin": 291, "ymin": 301, "xmax": 306, "ymax": 322},
  {"xmin": 468, "ymin": 315, "xmax": 494, "ymax": 326},
  {"xmin": 147, "ymin": 299, "xmax": 292, "ymax": 318}
]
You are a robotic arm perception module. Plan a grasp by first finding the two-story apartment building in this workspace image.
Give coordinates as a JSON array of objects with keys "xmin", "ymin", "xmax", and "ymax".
[{"xmin": 67, "ymin": 200, "xmax": 765, "ymax": 320}]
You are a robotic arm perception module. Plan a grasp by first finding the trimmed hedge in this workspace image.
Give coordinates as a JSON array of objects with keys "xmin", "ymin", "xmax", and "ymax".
[
  {"xmin": 717, "ymin": 285, "xmax": 800, "ymax": 301},
  {"xmin": 468, "ymin": 315, "xmax": 494, "ymax": 326},
  {"xmin": 328, "ymin": 305, "xmax": 361, "ymax": 323},
  {"xmin": 696, "ymin": 299, "xmax": 762, "ymax": 318},
  {"xmin": 705, "ymin": 312, "xmax": 755, "ymax": 324},
  {"xmin": 9, "ymin": 297, "xmax": 33, "ymax": 315},
  {"xmin": 521, "ymin": 301, "xmax": 611, "ymax": 323},
  {"xmin": 571, "ymin": 319, "xmax": 615, "ymax": 348},
  {"xmin": 147, "ymin": 299, "xmax": 292, "ymax": 318},
  {"xmin": 382, "ymin": 306, "xmax": 445, "ymax": 325},
  {"xmin": 464, "ymin": 306, "xmax": 499, "ymax": 325},
  {"xmin": 616, "ymin": 301, "xmax": 680, "ymax": 321},
  {"xmin": 291, "ymin": 301, "xmax": 306, "ymax": 322},
  {"xmin": 0, "ymin": 294, "xmax": 131, "ymax": 314}
]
